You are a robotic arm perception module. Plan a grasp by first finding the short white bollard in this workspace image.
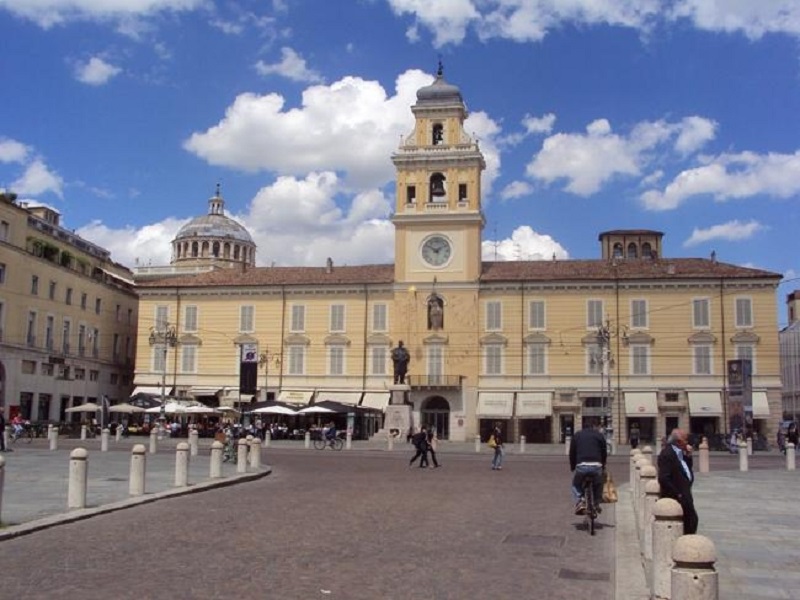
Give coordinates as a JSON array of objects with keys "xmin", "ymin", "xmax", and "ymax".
[
  {"xmin": 237, "ymin": 438, "xmax": 248, "ymax": 473},
  {"xmin": 346, "ymin": 430, "xmax": 352, "ymax": 450},
  {"xmin": 474, "ymin": 435, "xmax": 481, "ymax": 453},
  {"xmin": 698, "ymin": 439, "xmax": 709, "ymax": 474},
  {"xmin": 639, "ymin": 465, "xmax": 657, "ymax": 538},
  {"xmin": 210, "ymin": 440, "xmax": 224, "ymax": 478},
  {"xmin": 149, "ymin": 429, "xmax": 158, "ymax": 454},
  {"xmin": 49, "ymin": 425, "xmax": 58, "ymax": 451},
  {"xmin": 630, "ymin": 448, "xmax": 642, "ymax": 487},
  {"xmin": 101, "ymin": 428, "xmax": 110, "ymax": 452},
  {"xmin": 175, "ymin": 442, "xmax": 189, "ymax": 487},
  {"xmin": 644, "ymin": 479, "xmax": 661, "ymax": 562},
  {"xmin": 2, "ymin": 425, "xmax": 9, "ymax": 450},
  {"xmin": 68, "ymin": 448, "xmax": 89, "ymax": 509},
  {"xmin": 746, "ymin": 436, "xmax": 753, "ymax": 456},
  {"xmin": 651, "ymin": 498, "xmax": 684, "ymax": 600},
  {"xmin": 80, "ymin": 424, "xmax": 87, "ymax": 441},
  {"xmin": 129, "ymin": 444, "xmax": 147, "ymax": 496},
  {"xmin": 0, "ymin": 455, "xmax": 5, "ymax": 519},
  {"xmin": 387, "ymin": 433, "xmax": 394, "ymax": 451},
  {"xmin": 672, "ymin": 535, "xmax": 718, "ymax": 600},
  {"xmin": 519, "ymin": 435, "xmax": 526, "ymax": 454},
  {"xmin": 787, "ymin": 443, "xmax": 796, "ymax": 471},
  {"xmin": 738, "ymin": 440, "xmax": 748, "ymax": 471},
  {"xmin": 249, "ymin": 438, "xmax": 262, "ymax": 469},
  {"xmin": 565, "ymin": 435, "xmax": 571, "ymax": 455},
  {"xmin": 304, "ymin": 431, "xmax": 311, "ymax": 449},
  {"xmin": 641, "ymin": 445, "xmax": 653, "ymax": 465},
  {"xmin": 634, "ymin": 457, "xmax": 650, "ymax": 515},
  {"xmin": 189, "ymin": 429, "xmax": 199, "ymax": 457},
  {"xmin": 115, "ymin": 426, "xmax": 122, "ymax": 443},
  {"xmin": 264, "ymin": 431, "xmax": 271, "ymax": 448}
]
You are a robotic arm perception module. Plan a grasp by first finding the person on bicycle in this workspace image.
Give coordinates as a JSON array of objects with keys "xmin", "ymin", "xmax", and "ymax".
[
  {"xmin": 324, "ymin": 421, "xmax": 337, "ymax": 448},
  {"xmin": 11, "ymin": 414, "xmax": 25, "ymax": 439},
  {"xmin": 569, "ymin": 419, "xmax": 607, "ymax": 515}
]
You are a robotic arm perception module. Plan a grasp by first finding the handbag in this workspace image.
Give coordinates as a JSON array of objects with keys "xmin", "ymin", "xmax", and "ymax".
[
  {"xmin": 602, "ymin": 471, "xmax": 618, "ymax": 503},
  {"xmin": 488, "ymin": 435, "xmax": 497, "ymax": 448}
]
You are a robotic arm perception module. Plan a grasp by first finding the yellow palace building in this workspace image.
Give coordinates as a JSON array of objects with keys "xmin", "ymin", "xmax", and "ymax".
[{"xmin": 134, "ymin": 69, "xmax": 782, "ymax": 446}]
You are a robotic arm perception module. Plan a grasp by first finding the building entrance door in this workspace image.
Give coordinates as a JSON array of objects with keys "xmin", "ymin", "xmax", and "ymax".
[{"xmin": 421, "ymin": 396, "xmax": 450, "ymax": 440}]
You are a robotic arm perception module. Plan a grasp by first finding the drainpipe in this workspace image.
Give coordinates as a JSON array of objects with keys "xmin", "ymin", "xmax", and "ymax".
[
  {"xmin": 719, "ymin": 277, "xmax": 728, "ymax": 435},
  {"xmin": 279, "ymin": 285, "xmax": 286, "ymax": 391},
  {"xmin": 362, "ymin": 284, "xmax": 369, "ymax": 393}
]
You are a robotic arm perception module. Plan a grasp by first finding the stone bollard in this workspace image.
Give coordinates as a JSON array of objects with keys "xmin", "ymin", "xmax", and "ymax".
[
  {"xmin": 634, "ymin": 457, "xmax": 650, "ymax": 515},
  {"xmin": 189, "ymin": 429, "xmax": 199, "ymax": 457},
  {"xmin": 519, "ymin": 435, "xmax": 526, "ymax": 454},
  {"xmin": 2, "ymin": 425, "xmax": 9, "ymax": 451},
  {"xmin": 644, "ymin": 479, "xmax": 661, "ymax": 562},
  {"xmin": 210, "ymin": 441, "xmax": 224, "ymax": 478},
  {"xmin": 475, "ymin": 435, "xmax": 481, "ymax": 453},
  {"xmin": 129, "ymin": 444, "xmax": 147, "ymax": 496},
  {"xmin": 672, "ymin": 535, "xmax": 718, "ymax": 600},
  {"xmin": 641, "ymin": 444, "xmax": 653, "ymax": 465},
  {"xmin": 738, "ymin": 440, "xmax": 748, "ymax": 471},
  {"xmin": 264, "ymin": 431, "xmax": 271, "ymax": 448},
  {"xmin": 639, "ymin": 465, "xmax": 657, "ymax": 538},
  {"xmin": 565, "ymin": 435, "xmax": 571, "ymax": 455},
  {"xmin": 746, "ymin": 436, "xmax": 753, "ymax": 456},
  {"xmin": 237, "ymin": 438, "xmax": 248, "ymax": 474},
  {"xmin": 101, "ymin": 428, "xmax": 110, "ymax": 452},
  {"xmin": 68, "ymin": 448, "xmax": 89, "ymax": 509},
  {"xmin": 698, "ymin": 439, "xmax": 709, "ymax": 474},
  {"xmin": 174, "ymin": 442, "xmax": 189, "ymax": 487},
  {"xmin": 787, "ymin": 443, "xmax": 796, "ymax": 471},
  {"xmin": 387, "ymin": 433, "xmax": 394, "ymax": 451},
  {"xmin": 0, "ymin": 455, "xmax": 4, "ymax": 519},
  {"xmin": 304, "ymin": 431, "xmax": 311, "ymax": 449},
  {"xmin": 80, "ymin": 424, "xmax": 87, "ymax": 441},
  {"xmin": 346, "ymin": 430, "xmax": 353, "ymax": 450},
  {"xmin": 49, "ymin": 425, "xmax": 58, "ymax": 451},
  {"xmin": 115, "ymin": 426, "xmax": 122, "ymax": 443},
  {"xmin": 630, "ymin": 448, "xmax": 642, "ymax": 490},
  {"xmin": 249, "ymin": 438, "xmax": 262, "ymax": 469},
  {"xmin": 652, "ymin": 498, "xmax": 684, "ymax": 600},
  {"xmin": 149, "ymin": 429, "xmax": 158, "ymax": 454}
]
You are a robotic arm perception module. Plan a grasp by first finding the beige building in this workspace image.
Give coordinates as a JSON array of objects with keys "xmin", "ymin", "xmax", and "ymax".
[
  {"xmin": 134, "ymin": 69, "xmax": 783, "ymax": 444},
  {"xmin": 0, "ymin": 191, "xmax": 138, "ymax": 421}
]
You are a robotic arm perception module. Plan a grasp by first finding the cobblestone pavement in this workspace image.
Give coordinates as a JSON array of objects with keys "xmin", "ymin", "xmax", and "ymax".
[{"xmin": 0, "ymin": 447, "xmax": 627, "ymax": 600}]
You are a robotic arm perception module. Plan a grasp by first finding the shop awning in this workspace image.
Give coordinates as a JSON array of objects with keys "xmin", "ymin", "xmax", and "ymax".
[
  {"xmin": 477, "ymin": 392, "xmax": 514, "ymax": 418},
  {"xmin": 624, "ymin": 392, "xmax": 659, "ymax": 417},
  {"xmin": 315, "ymin": 391, "xmax": 363, "ymax": 406},
  {"xmin": 687, "ymin": 391, "xmax": 723, "ymax": 417},
  {"xmin": 189, "ymin": 387, "xmax": 222, "ymax": 397},
  {"xmin": 752, "ymin": 391, "xmax": 770, "ymax": 418},
  {"xmin": 361, "ymin": 392, "xmax": 390, "ymax": 411},
  {"xmin": 278, "ymin": 390, "xmax": 314, "ymax": 404},
  {"xmin": 516, "ymin": 392, "xmax": 552, "ymax": 418},
  {"xmin": 131, "ymin": 386, "xmax": 167, "ymax": 397}
]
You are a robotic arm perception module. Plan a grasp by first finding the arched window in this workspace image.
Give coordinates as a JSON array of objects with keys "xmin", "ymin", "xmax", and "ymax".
[
  {"xmin": 234, "ymin": 245, "xmax": 240, "ymax": 260},
  {"xmin": 432, "ymin": 123, "xmax": 444, "ymax": 145},
  {"xmin": 627, "ymin": 242, "xmax": 638, "ymax": 259},
  {"xmin": 212, "ymin": 241, "xmax": 220, "ymax": 257},
  {"xmin": 191, "ymin": 241, "xmax": 199, "ymax": 257},
  {"xmin": 642, "ymin": 242, "xmax": 652, "ymax": 259},
  {"xmin": 201, "ymin": 241, "xmax": 209, "ymax": 257},
  {"xmin": 429, "ymin": 173, "xmax": 446, "ymax": 201},
  {"xmin": 613, "ymin": 243, "xmax": 623, "ymax": 258}
]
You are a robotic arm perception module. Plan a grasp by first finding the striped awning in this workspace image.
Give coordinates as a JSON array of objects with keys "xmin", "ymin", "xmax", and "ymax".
[
  {"xmin": 361, "ymin": 392, "xmax": 390, "ymax": 411},
  {"xmin": 477, "ymin": 392, "xmax": 514, "ymax": 418},
  {"xmin": 516, "ymin": 392, "xmax": 553, "ymax": 418}
]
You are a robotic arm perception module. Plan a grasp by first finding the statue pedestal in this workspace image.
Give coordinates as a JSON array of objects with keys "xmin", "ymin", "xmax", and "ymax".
[
  {"xmin": 389, "ymin": 384, "xmax": 410, "ymax": 405},
  {"xmin": 384, "ymin": 404, "xmax": 412, "ymax": 438}
]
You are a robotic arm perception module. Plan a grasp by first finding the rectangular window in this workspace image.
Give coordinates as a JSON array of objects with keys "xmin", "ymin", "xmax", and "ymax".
[
  {"xmin": 0, "ymin": 262, "xmax": 5, "ymax": 284},
  {"xmin": 587, "ymin": 299, "xmax": 603, "ymax": 328},
  {"xmin": 92, "ymin": 328, "xmax": 99, "ymax": 357},
  {"xmin": 485, "ymin": 345, "xmax": 502, "ymax": 375},
  {"xmin": 458, "ymin": 183, "xmax": 468, "ymax": 201},
  {"xmin": 370, "ymin": 346, "xmax": 387, "ymax": 375},
  {"xmin": 427, "ymin": 346, "xmax": 444, "ymax": 384},
  {"xmin": 153, "ymin": 344, "xmax": 166, "ymax": 373},
  {"xmin": 49, "ymin": 280, "xmax": 56, "ymax": 300},
  {"xmin": 372, "ymin": 304, "xmax": 387, "ymax": 332},
  {"xmin": 0, "ymin": 220, "xmax": 8, "ymax": 241},
  {"xmin": 65, "ymin": 288, "xmax": 72, "ymax": 305},
  {"xmin": 631, "ymin": 345, "xmax": 650, "ymax": 375},
  {"xmin": 735, "ymin": 297, "xmax": 753, "ymax": 328},
  {"xmin": 529, "ymin": 300, "xmax": 545, "ymax": 330},
  {"xmin": 693, "ymin": 298, "xmax": 710, "ymax": 328},
  {"xmin": 665, "ymin": 392, "xmax": 679, "ymax": 403},
  {"xmin": 127, "ymin": 308, "xmax": 133, "ymax": 325},
  {"xmin": 329, "ymin": 346, "xmax": 345, "ymax": 375},
  {"xmin": 155, "ymin": 305, "xmax": 169, "ymax": 331},
  {"xmin": 486, "ymin": 301, "xmax": 502, "ymax": 331},
  {"xmin": 41, "ymin": 363, "xmax": 54, "ymax": 376},
  {"xmin": 528, "ymin": 344, "xmax": 546, "ymax": 375},
  {"xmin": 631, "ymin": 299, "xmax": 648, "ymax": 329},
  {"xmin": 74, "ymin": 368, "xmax": 86, "ymax": 381},
  {"xmin": 31, "ymin": 275, "xmax": 39, "ymax": 295},
  {"xmin": 736, "ymin": 345, "xmax": 755, "ymax": 373},
  {"xmin": 587, "ymin": 343, "xmax": 602, "ymax": 375},
  {"xmin": 184, "ymin": 305, "xmax": 198, "ymax": 332},
  {"xmin": 81, "ymin": 292, "xmax": 87, "ymax": 310},
  {"xmin": 693, "ymin": 345, "xmax": 712, "ymax": 375},
  {"xmin": 291, "ymin": 305, "xmax": 305, "ymax": 332},
  {"xmin": 406, "ymin": 185, "xmax": 416, "ymax": 203},
  {"xmin": 288, "ymin": 346, "xmax": 304, "ymax": 375},
  {"xmin": 26, "ymin": 311, "xmax": 36, "ymax": 346},
  {"xmin": 78, "ymin": 324, "xmax": 87, "ymax": 356},
  {"xmin": 94, "ymin": 297, "xmax": 101, "ymax": 314},
  {"xmin": 181, "ymin": 345, "xmax": 197, "ymax": 373},
  {"xmin": 110, "ymin": 373, "xmax": 119, "ymax": 385},
  {"xmin": 330, "ymin": 304, "xmax": 345, "ymax": 332},
  {"xmin": 115, "ymin": 304, "xmax": 121, "ymax": 322},
  {"xmin": 62, "ymin": 319, "xmax": 71, "ymax": 354},
  {"xmin": 89, "ymin": 370, "xmax": 99, "ymax": 382},
  {"xmin": 0, "ymin": 301, "xmax": 3, "ymax": 341},
  {"xmin": 21, "ymin": 360, "xmax": 36, "ymax": 374},
  {"xmin": 45, "ymin": 315, "xmax": 55, "ymax": 350},
  {"xmin": 239, "ymin": 305, "xmax": 254, "ymax": 332},
  {"xmin": 113, "ymin": 333, "xmax": 120, "ymax": 359}
]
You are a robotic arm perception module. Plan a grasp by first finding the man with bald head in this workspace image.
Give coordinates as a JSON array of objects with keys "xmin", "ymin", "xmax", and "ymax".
[{"xmin": 657, "ymin": 428, "xmax": 698, "ymax": 534}]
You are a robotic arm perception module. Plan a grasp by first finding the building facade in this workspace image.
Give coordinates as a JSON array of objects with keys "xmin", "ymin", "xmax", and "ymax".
[
  {"xmin": 133, "ymin": 70, "xmax": 783, "ymax": 444},
  {"xmin": 0, "ymin": 192, "xmax": 139, "ymax": 421},
  {"xmin": 779, "ymin": 291, "xmax": 800, "ymax": 423}
]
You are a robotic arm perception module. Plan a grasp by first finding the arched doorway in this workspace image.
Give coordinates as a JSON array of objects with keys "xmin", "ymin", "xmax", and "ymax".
[{"xmin": 421, "ymin": 396, "xmax": 450, "ymax": 440}]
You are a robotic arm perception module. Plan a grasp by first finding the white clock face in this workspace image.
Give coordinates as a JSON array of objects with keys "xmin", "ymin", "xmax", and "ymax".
[{"xmin": 421, "ymin": 235, "xmax": 452, "ymax": 267}]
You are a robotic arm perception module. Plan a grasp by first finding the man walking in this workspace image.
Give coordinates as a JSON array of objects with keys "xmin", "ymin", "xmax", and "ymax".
[{"xmin": 657, "ymin": 428, "xmax": 698, "ymax": 534}]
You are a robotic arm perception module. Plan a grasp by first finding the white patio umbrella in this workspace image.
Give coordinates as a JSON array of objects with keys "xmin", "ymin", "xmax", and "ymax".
[
  {"xmin": 297, "ymin": 405, "xmax": 335, "ymax": 414},
  {"xmin": 185, "ymin": 405, "xmax": 219, "ymax": 415},
  {"xmin": 65, "ymin": 402, "xmax": 101, "ymax": 413},
  {"xmin": 108, "ymin": 402, "xmax": 146, "ymax": 414},
  {"xmin": 250, "ymin": 405, "xmax": 298, "ymax": 416},
  {"xmin": 145, "ymin": 402, "xmax": 188, "ymax": 415}
]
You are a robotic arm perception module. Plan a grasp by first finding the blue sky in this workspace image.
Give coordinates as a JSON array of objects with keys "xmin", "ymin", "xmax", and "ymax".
[{"xmin": 2, "ymin": 0, "xmax": 800, "ymax": 321}]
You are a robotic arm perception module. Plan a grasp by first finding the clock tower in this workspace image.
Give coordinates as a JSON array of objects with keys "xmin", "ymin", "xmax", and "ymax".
[{"xmin": 392, "ymin": 63, "xmax": 486, "ymax": 285}]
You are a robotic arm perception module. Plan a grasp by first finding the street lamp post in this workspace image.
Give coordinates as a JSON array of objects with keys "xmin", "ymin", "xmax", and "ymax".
[
  {"xmin": 593, "ymin": 321, "xmax": 615, "ymax": 450},
  {"xmin": 259, "ymin": 350, "xmax": 280, "ymax": 402},
  {"xmin": 149, "ymin": 323, "xmax": 178, "ymax": 431}
]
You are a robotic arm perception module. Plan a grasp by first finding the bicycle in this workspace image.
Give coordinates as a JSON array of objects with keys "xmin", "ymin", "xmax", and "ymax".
[
  {"xmin": 314, "ymin": 436, "xmax": 343, "ymax": 451},
  {"xmin": 11, "ymin": 424, "xmax": 34, "ymax": 444},
  {"xmin": 581, "ymin": 472, "xmax": 601, "ymax": 536}
]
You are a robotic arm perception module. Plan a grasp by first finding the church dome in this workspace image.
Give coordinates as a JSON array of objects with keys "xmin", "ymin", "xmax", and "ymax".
[
  {"xmin": 416, "ymin": 63, "xmax": 463, "ymax": 105},
  {"xmin": 174, "ymin": 190, "xmax": 253, "ymax": 245}
]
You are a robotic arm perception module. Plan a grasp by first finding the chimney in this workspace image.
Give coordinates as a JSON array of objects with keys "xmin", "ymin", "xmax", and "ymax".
[{"xmin": 326, "ymin": 257, "xmax": 333, "ymax": 273}]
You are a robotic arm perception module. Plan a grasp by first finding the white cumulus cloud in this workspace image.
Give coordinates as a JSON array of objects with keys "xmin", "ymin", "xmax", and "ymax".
[
  {"xmin": 500, "ymin": 180, "xmax": 533, "ymax": 200},
  {"xmin": 255, "ymin": 47, "xmax": 323, "ymax": 83},
  {"xmin": 670, "ymin": 0, "xmax": 800, "ymax": 39},
  {"xmin": 482, "ymin": 225, "xmax": 569, "ymax": 261},
  {"xmin": 11, "ymin": 160, "xmax": 64, "ymax": 198},
  {"xmin": 0, "ymin": 138, "xmax": 29, "ymax": 163},
  {"xmin": 683, "ymin": 219, "xmax": 768, "ymax": 247},
  {"xmin": 74, "ymin": 56, "xmax": 122, "ymax": 85}
]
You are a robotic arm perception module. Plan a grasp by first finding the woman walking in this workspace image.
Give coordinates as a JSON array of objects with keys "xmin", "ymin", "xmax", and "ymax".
[{"xmin": 490, "ymin": 424, "xmax": 505, "ymax": 470}]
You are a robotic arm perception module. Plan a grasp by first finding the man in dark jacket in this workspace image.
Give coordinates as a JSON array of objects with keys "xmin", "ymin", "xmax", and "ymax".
[
  {"xmin": 657, "ymin": 428, "xmax": 698, "ymax": 534},
  {"xmin": 408, "ymin": 426, "xmax": 429, "ymax": 468},
  {"xmin": 569, "ymin": 420, "xmax": 607, "ymax": 514}
]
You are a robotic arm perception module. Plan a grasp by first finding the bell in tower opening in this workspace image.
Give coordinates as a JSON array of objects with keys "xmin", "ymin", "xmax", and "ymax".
[{"xmin": 430, "ymin": 173, "xmax": 446, "ymax": 198}]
